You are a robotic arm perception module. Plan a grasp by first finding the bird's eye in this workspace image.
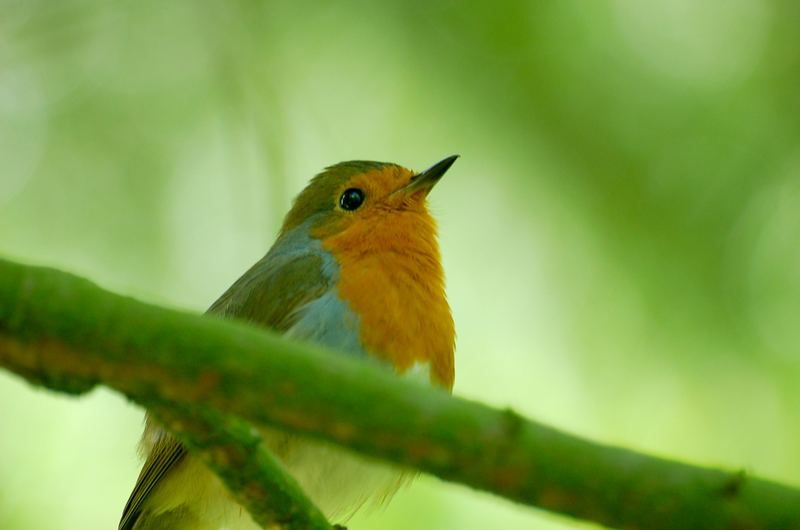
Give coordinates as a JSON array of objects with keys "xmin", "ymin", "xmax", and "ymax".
[{"xmin": 339, "ymin": 188, "xmax": 365, "ymax": 211}]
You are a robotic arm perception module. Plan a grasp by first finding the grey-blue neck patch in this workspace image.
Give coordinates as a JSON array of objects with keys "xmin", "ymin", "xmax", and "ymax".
[{"xmin": 274, "ymin": 216, "xmax": 368, "ymax": 358}]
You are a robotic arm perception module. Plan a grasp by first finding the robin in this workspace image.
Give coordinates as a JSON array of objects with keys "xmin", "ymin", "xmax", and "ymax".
[{"xmin": 119, "ymin": 155, "xmax": 458, "ymax": 530}]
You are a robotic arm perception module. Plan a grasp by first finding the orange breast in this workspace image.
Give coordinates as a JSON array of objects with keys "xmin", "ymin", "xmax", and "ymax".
[{"xmin": 317, "ymin": 208, "xmax": 455, "ymax": 389}]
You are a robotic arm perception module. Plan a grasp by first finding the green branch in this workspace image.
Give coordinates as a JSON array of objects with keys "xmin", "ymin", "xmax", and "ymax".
[{"xmin": 1, "ymin": 258, "xmax": 799, "ymax": 530}]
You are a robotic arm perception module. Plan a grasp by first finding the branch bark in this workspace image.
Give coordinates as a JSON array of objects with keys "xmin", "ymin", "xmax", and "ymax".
[{"xmin": 1, "ymin": 258, "xmax": 799, "ymax": 530}]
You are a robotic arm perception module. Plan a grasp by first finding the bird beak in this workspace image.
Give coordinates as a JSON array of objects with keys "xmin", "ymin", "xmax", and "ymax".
[{"xmin": 395, "ymin": 155, "xmax": 459, "ymax": 198}]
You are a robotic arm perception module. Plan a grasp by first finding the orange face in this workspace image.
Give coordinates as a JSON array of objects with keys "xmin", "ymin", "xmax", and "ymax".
[
  {"xmin": 300, "ymin": 164, "xmax": 437, "ymax": 241},
  {"xmin": 282, "ymin": 158, "xmax": 457, "ymax": 239}
]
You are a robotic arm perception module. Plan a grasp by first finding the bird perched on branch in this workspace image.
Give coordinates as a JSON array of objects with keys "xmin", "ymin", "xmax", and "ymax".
[{"xmin": 119, "ymin": 156, "xmax": 458, "ymax": 530}]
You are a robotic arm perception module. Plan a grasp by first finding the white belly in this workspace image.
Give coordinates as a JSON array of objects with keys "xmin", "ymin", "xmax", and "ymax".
[
  {"xmin": 160, "ymin": 434, "xmax": 407, "ymax": 530},
  {"xmin": 264, "ymin": 429, "xmax": 408, "ymax": 522}
]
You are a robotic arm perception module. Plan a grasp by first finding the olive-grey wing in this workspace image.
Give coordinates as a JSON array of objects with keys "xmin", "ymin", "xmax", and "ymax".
[{"xmin": 118, "ymin": 252, "xmax": 331, "ymax": 529}]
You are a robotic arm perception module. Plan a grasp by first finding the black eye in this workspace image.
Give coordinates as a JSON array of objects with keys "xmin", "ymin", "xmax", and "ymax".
[{"xmin": 339, "ymin": 188, "xmax": 365, "ymax": 211}]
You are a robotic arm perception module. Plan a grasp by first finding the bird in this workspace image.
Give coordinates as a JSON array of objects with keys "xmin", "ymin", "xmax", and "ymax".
[{"xmin": 119, "ymin": 155, "xmax": 458, "ymax": 530}]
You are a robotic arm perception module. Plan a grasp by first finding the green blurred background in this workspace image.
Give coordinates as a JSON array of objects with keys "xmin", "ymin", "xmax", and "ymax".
[{"xmin": 1, "ymin": 1, "xmax": 799, "ymax": 529}]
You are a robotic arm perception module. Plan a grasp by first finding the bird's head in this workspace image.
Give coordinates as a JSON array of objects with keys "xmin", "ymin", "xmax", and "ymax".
[{"xmin": 281, "ymin": 156, "xmax": 458, "ymax": 251}]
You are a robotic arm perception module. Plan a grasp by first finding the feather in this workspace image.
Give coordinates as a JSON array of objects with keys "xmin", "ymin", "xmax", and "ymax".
[{"xmin": 119, "ymin": 433, "xmax": 186, "ymax": 530}]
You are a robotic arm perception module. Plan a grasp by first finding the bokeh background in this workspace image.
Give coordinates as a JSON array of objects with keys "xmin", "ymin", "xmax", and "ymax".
[{"xmin": 1, "ymin": 1, "xmax": 799, "ymax": 529}]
